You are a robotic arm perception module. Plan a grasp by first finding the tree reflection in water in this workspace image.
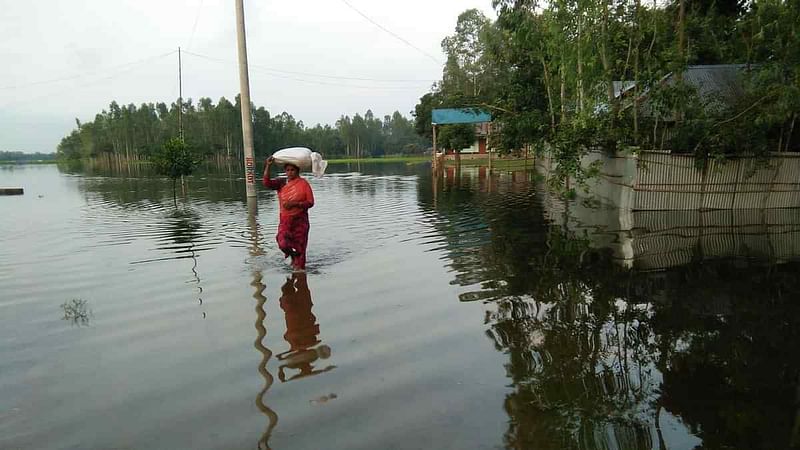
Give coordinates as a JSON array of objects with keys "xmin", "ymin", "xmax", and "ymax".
[
  {"xmin": 425, "ymin": 166, "xmax": 800, "ymax": 450},
  {"xmin": 166, "ymin": 209, "xmax": 206, "ymax": 317}
]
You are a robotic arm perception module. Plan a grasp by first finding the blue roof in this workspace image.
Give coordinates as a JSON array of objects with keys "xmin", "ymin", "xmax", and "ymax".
[{"xmin": 431, "ymin": 108, "xmax": 492, "ymax": 125}]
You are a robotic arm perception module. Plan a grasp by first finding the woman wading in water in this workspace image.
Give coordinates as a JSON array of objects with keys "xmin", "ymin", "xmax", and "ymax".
[{"xmin": 263, "ymin": 157, "xmax": 315, "ymax": 271}]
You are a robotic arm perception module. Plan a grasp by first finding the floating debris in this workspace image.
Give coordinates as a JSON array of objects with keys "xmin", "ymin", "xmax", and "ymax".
[
  {"xmin": 60, "ymin": 299, "xmax": 93, "ymax": 326},
  {"xmin": 310, "ymin": 393, "xmax": 338, "ymax": 405}
]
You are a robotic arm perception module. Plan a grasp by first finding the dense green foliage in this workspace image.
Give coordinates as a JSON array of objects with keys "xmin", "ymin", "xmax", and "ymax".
[
  {"xmin": 151, "ymin": 137, "xmax": 201, "ymax": 200},
  {"xmin": 151, "ymin": 137, "xmax": 200, "ymax": 181},
  {"xmin": 56, "ymin": 98, "xmax": 428, "ymax": 161},
  {"xmin": 415, "ymin": 0, "xmax": 800, "ymax": 183},
  {"xmin": 437, "ymin": 123, "xmax": 477, "ymax": 153}
]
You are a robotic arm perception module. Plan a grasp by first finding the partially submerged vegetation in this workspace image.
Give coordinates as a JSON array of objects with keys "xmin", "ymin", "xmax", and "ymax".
[
  {"xmin": 56, "ymin": 102, "xmax": 429, "ymax": 163},
  {"xmin": 151, "ymin": 137, "xmax": 201, "ymax": 204},
  {"xmin": 415, "ymin": 0, "xmax": 800, "ymax": 186}
]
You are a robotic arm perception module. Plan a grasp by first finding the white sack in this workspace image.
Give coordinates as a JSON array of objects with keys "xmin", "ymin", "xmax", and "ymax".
[{"xmin": 272, "ymin": 146, "xmax": 328, "ymax": 178}]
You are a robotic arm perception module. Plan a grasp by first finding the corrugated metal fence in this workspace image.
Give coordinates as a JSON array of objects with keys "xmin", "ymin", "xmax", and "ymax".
[{"xmin": 634, "ymin": 151, "xmax": 800, "ymax": 210}]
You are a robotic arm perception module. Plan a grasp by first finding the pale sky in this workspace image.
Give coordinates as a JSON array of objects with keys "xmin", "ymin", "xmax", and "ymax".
[{"xmin": 0, "ymin": 0, "xmax": 496, "ymax": 152}]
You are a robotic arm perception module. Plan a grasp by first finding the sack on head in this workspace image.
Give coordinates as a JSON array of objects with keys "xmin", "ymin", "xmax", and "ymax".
[{"xmin": 272, "ymin": 147, "xmax": 328, "ymax": 178}]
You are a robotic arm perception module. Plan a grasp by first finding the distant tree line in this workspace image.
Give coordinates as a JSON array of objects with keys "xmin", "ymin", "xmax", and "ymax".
[
  {"xmin": 0, "ymin": 151, "xmax": 56, "ymax": 161},
  {"xmin": 414, "ymin": 0, "xmax": 800, "ymax": 184},
  {"xmin": 56, "ymin": 97, "xmax": 428, "ymax": 161}
]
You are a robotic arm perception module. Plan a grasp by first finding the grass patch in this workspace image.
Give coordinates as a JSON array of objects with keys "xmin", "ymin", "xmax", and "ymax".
[{"xmin": 446, "ymin": 157, "xmax": 533, "ymax": 170}]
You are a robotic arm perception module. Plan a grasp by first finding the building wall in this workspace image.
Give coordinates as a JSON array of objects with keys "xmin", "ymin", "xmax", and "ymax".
[
  {"xmin": 535, "ymin": 150, "xmax": 800, "ymax": 210},
  {"xmin": 444, "ymin": 137, "xmax": 487, "ymax": 155}
]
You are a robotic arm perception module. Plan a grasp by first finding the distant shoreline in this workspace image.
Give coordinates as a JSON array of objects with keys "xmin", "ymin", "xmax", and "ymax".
[{"xmin": 0, "ymin": 160, "xmax": 58, "ymax": 165}]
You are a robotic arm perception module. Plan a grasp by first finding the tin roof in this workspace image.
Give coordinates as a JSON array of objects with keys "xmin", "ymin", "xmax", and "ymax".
[
  {"xmin": 616, "ymin": 64, "xmax": 751, "ymax": 104},
  {"xmin": 682, "ymin": 64, "xmax": 749, "ymax": 107},
  {"xmin": 431, "ymin": 108, "xmax": 492, "ymax": 125}
]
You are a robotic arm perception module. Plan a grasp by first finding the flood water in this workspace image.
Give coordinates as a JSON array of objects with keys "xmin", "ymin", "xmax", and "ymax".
[{"xmin": 1, "ymin": 162, "xmax": 799, "ymax": 450}]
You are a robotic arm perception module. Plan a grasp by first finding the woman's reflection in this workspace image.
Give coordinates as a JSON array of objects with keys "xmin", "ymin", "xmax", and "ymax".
[{"xmin": 276, "ymin": 273, "xmax": 335, "ymax": 382}]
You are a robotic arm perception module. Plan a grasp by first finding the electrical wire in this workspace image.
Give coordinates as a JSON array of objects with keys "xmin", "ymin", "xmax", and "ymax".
[
  {"xmin": 247, "ymin": 66, "xmax": 428, "ymax": 90},
  {"xmin": 0, "ymin": 50, "xmax": 178, "ymax": 91},
  {"xmin": 181, "ymin": 49, "xmax": 435, "ymax": 83},
  {"xmin": 191, "ymin": 53, "xmax": 426, "ymax": 90},
  {"xmin": 1, "ymin": 51, "xmax": 178, "ymax": 109},
  {"xmin": 338, "ymin": 0, "xmax": 442, "ymax": 65},
  {"xmin": 187, "ymin": 0, "xmax": 204, "ymax": 50}
]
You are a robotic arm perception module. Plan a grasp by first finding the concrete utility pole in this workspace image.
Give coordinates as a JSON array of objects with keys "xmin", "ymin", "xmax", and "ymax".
[{"xmin": 235, "ymin": 0, "xmax": 257, "ymax": 198}]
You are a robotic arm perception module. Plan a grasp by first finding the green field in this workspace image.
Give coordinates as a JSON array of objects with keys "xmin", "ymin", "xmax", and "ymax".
[{"xmin": 444, "ymin": 157, "xmax": 533, "ymax": 170}]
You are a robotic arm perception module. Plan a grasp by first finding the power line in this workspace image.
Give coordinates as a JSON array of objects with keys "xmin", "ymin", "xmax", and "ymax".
[
  {"xmin": 187, "ymin": 0, "xmax": 204, "ymax": 50},
  {"xmin": 247, "ymin": 66, "xmax": 428, "ymax": 90},
  {"xmin": 1, "ymin": 51, "xmax": 178, "ymax": 109},
  {"xmin": 181, "ymin": 49, "xmax": 436, "ymax": 83},
  {"xmin": 0, "ymin": 50, "xmax": 178, "ymax": 90},
  {"xmin": 183, "ymin": 49, "xmax": 437, "ymax": 83},
  {"xmin": 338, "ymin": 0, "xmax": 442, "ymax": 65}
]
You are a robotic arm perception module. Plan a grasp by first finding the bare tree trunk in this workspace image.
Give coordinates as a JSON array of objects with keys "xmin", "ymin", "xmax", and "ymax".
[
  {"xmin": 577, "ymin": 15, "xmax": 584, "ymax": 114},
  {"xmin": 786, "ymin": 114, "xmax": 796, "ymax": 152},
  {"xmin": 677, "ymin": 0, "xmax": 686, "ymax": 81},
  {"xmin": 634, "ymin": 0, "xmax": 642, "ymax": 144},
  {"xmin": 541, "ymin": 57, "xmax": 557, "ymax": 131},
  {"xmin": 600, "ymin": 0, "xmax": 616, "ymax": 129},
  {"xmin": 648, "ymin": 0, "xmax": 658, "ymax": 60},
  {"xmin": 560, "ymin": 62, "xmax": 566, "ymax": 124}
]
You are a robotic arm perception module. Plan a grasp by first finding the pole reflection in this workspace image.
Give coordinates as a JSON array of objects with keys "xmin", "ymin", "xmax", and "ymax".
[
  {"xmin": 248, "ymin": 198, "xmax": 278, "ymax": 450},
  {"xmin": 252, "ymin": 270, "xmax": 278, "ymax": 450}
]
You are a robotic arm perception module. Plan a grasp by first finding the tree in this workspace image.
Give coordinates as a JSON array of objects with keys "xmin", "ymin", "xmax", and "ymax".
[
  {"xmin": 151, "ymin": 137, "xmax": 201, "ymax": 204},
  {"xmin": 441, "ymin": 9, "xmax": 492, "ymax": 98},
  {"xmin": 413, "ymin": 92, "xmax": 442, "ymax": 140},
  {"xmin": 61, "ymin": 96, "xmax": 458, "ymax": 162},
  {"xmin": 437, "ymin": 123, "xmax": 475, "ymax": 164}
]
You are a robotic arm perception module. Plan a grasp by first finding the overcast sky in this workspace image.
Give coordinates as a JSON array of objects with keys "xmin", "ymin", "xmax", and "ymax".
[{"xmin": 0, "ymin": 0, "xmax": 496, "ymax": 152}]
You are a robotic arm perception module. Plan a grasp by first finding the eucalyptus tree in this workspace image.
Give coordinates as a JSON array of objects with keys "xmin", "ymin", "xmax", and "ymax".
[
  {"xmin": 335, "ymin": 115, "xmax": 353, "ymax": 157},
  {"xmin": 351, "ymin": 113, "xmax": 366, "ymax": 159},
  {"xmin": 441, "ymin": 9, "xmax": 492, "ymax": 98}
]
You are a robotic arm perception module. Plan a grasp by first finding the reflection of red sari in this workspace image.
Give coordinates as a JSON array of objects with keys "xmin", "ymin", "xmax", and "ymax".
[
  {"xmin": 263, "ymin": 175, "xmax": 314, "ymax": 269},
  {"xmin": 279, "ymin": 274, "xmax": 319, "ymax": 350}
]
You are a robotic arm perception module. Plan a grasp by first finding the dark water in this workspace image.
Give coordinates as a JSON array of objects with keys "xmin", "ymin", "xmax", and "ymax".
[{"xmin": 1, "ymin": 162, "xmax": 799, "ymax": 450}]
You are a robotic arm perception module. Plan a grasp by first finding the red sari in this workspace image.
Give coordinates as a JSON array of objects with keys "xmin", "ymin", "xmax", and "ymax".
[{"xmin": 263, "ymin": 174, "xmax": 315, "ymax": 269}]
